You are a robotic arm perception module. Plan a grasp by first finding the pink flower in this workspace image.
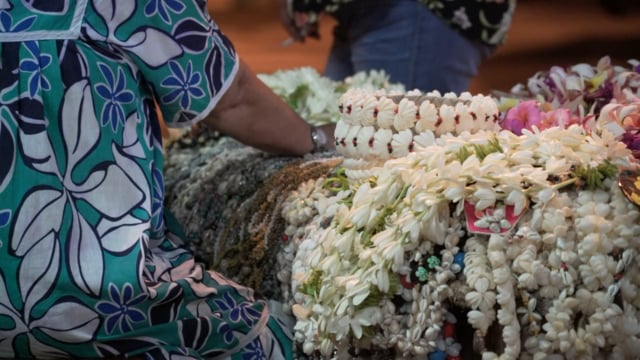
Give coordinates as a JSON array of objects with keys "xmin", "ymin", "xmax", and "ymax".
[
  {"xmin": 501, "ymin": 100, "xmax": 543, "ymax": 135},
  {"xmin": 540, "ymin": 108, "xmax": 577, "ymax": 130},
  {"xmin": 621, "ymin": 112, "xmax": 640, "ymax": 130}
]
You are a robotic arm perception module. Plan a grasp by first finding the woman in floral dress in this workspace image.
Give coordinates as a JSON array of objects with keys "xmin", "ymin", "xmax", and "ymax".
[{"xmin": 0, "ymin": 1, "xmax": 329, "ymax": 358}]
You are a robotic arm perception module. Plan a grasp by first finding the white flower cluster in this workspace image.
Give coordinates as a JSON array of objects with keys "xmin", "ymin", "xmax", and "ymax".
[
  {"xmin": 280, "ymin": 121, "xmax": 639, "ymax": 358},
  {"xmin": 258, "ymin": 68, "xmax": 404, "ymax": 126},
  {"xmin": 258, "ymin": 67, "xmax": 341, "ymax": 126},
  {"xmin": 278, "ymin": 175, "xmax": 351, "ymax": 316},
  {"xmin": 334, "ymin": 88, "xmax": 500, "ymax": 181}
]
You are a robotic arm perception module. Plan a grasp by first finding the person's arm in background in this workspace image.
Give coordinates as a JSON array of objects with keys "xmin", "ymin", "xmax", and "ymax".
[
  {"xmin": 204, "ymin": 59, "xmax": 334, "ymax": 156},
  {"xmin": 278, "ymin": 0, "xmax": 320, "ymax": 44},
  {"xmin": 279, "ymin": 0, "xmax": 304, "ymax": 42}
]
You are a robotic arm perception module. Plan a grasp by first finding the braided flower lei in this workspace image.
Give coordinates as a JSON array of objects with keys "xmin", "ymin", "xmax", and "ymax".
[{"xmin": 335, "ymin": 88, "xmax": 501, "ymax": 184}]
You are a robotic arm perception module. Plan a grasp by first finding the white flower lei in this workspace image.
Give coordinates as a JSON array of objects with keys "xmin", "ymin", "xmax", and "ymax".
[{"xmin": 280, "ymin": 122, "xmax": 640, "ymax": 358}]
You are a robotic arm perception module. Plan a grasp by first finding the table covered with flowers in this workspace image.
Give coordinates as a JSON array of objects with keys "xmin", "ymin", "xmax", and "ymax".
[{"xmin": 164, "ymin": 57, "xmax": 640, "ymax": 359}]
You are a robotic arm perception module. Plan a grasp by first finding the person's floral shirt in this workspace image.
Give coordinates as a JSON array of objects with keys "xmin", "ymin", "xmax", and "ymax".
[{"xmin": 291, "ymin": 0, "xmax": 516, "ymax": 45}]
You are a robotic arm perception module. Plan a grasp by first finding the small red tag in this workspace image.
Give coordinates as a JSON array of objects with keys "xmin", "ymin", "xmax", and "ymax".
[{"xmin": 464, "ymin": 201, "xmax": 525, "ymax": 235}]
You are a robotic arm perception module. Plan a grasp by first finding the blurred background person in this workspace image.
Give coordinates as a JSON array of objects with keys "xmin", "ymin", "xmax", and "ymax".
[{"xmin": 280, "ymin": 0, "xmax": 516, "ymax": 93}]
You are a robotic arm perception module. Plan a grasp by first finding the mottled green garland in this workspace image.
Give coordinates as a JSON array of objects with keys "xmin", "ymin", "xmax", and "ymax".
[{"xmin": 164, "ymin": 128, "xmax": 339, "ymax": 299}]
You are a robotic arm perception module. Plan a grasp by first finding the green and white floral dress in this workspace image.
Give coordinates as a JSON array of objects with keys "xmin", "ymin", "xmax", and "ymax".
[{"xmin": 0, "ymin": 1, "xmax": 293, "ymax": 358}]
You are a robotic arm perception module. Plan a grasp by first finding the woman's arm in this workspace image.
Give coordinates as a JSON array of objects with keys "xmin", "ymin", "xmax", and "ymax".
[{"xmin": 203, "ymin": 59, "xmax": 334, "ymax": 156}]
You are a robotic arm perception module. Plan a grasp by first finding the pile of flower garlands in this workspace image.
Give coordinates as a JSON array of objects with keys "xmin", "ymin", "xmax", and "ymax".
[
  {"xmin": 275, "ymin": 57, "xmax": 640, "ymax": 359},
  {"xmin": 258, "ymin": 67, "xmax": 404, "ymax": 126}
]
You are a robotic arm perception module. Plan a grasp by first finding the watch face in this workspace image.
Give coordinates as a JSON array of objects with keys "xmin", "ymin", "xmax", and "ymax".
[
  {"xmin": 316, "ymin": 127, "xmax": 328, "ymax": 146},
  {"xmin": 618, "ymin": 168, "xmax": 640, "ymax": 207}
]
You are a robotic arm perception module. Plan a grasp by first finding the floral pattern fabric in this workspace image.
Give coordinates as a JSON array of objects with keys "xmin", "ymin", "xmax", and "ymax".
[
  {"xmin": 292, "ymin": 0, "xmax": 516, "ymax": 45},
  {"xmin": 0, "ymin": 0, "xmax": 293, "ymax": 359},
  {"xmin": 418, "ymin": 0, "xmax": 516, "ymax": 46}
]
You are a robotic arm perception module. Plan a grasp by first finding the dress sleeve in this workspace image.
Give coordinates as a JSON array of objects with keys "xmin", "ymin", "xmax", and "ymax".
[{"xmin": 92, "ymin": 0, "xmax": 239, "ymax": 127}]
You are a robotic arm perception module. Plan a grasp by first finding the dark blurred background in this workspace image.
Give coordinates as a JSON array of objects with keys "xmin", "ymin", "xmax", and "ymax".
[{"xmin": 208, "ymin": 0, "xmax": 640, "ymax": 94}]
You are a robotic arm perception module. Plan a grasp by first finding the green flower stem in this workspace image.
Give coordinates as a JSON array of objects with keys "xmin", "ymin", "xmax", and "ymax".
[
  {"xmin": 323, "ymin": 167, "xmax": 350, "ymax": 193},
  {"xmin": 549, "ymin": 177, "xmax": 579, "ymax": 191}
]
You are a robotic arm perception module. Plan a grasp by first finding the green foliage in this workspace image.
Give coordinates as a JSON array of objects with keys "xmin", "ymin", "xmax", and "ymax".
[
  {"xmin": 456, "ymin": 145, "xmax": 473, "ymax": 163},
  {"xmin": 456, "ymin": 135, "xmax": 503, "ymax": 162},
  {"xmin": 473, "ymin": 136, "xmax": 503, "ymax": 160},
  {"xmin": 572, "ymin": 161, "xmax": 619, "ymax": 190},
  {"xmin": 302, "ymin": 270, "xmax": 324, "ymax": 296}
]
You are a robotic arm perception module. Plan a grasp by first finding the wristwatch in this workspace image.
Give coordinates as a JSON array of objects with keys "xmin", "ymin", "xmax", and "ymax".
[{"xmin": 310, "ymin": 125, "xmax": 329, "ymax": 153}]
